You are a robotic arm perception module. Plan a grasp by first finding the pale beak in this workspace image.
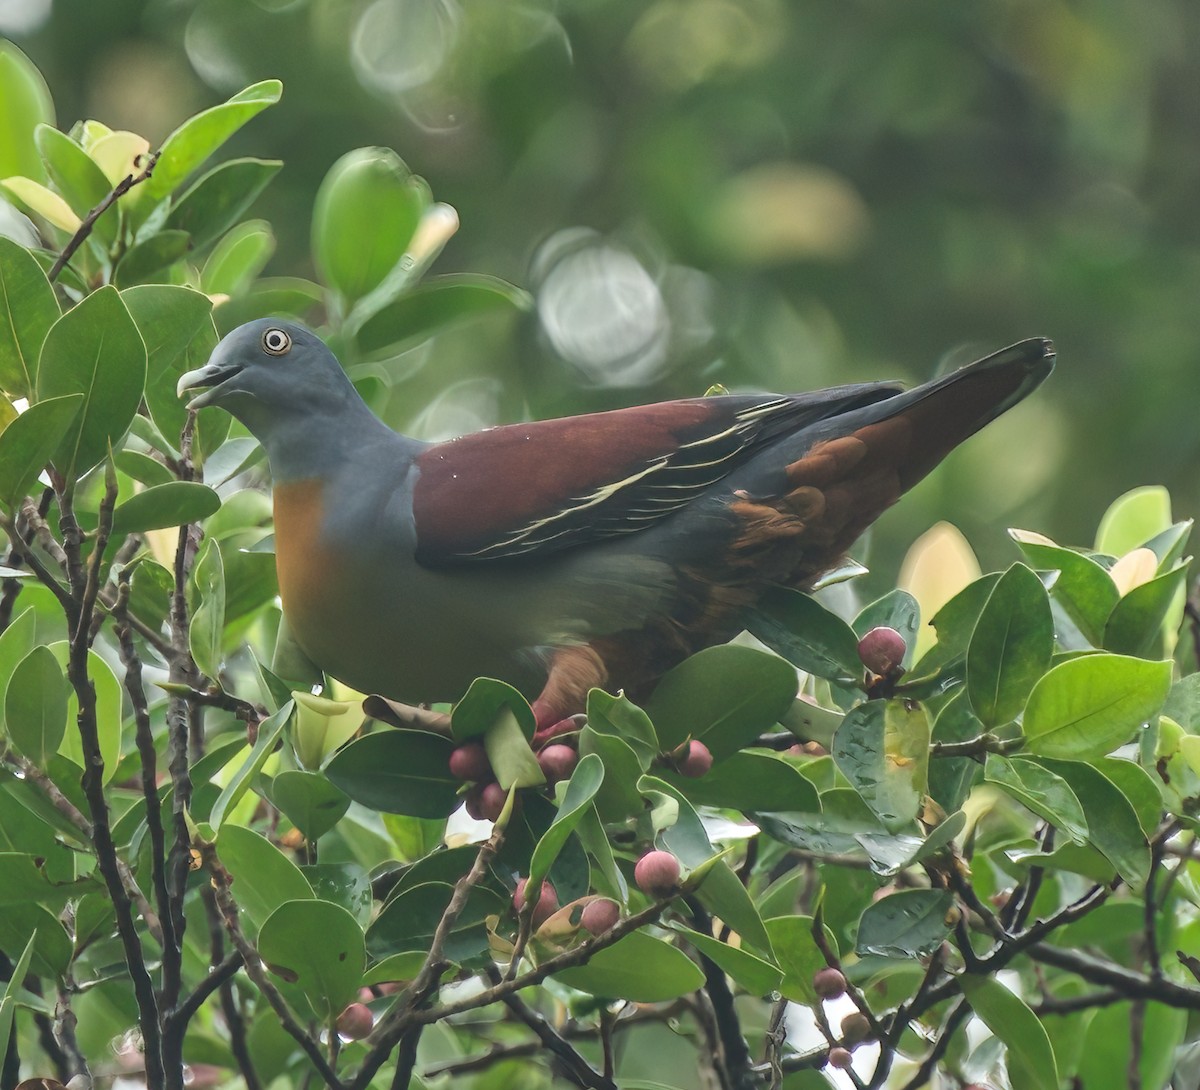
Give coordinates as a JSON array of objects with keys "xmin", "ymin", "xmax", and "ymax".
[{"xmin": 176, "ymin": 360, "xmax": 242, "ymax": 410}]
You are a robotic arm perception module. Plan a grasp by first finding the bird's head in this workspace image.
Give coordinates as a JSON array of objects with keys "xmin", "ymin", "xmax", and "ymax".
[{"xmin": 176, "ymin": 319, "xmax": 359, "ymax": 435}]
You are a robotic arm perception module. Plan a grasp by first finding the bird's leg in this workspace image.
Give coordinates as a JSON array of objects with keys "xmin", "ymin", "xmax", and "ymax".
[{"xmin": 530, "ymin": 644, "xmax": 608, "ymax": 747}]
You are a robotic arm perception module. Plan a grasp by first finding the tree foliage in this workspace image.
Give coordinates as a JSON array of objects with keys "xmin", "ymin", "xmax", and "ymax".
[{"xmin": 0, "ymin": 38, "xmax": 1198, "ymax": 1090}]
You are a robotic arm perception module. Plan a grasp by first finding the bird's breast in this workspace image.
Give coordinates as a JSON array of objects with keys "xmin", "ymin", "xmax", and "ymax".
[{"xmin": 272, "ymin": 478, "xmax": 347, "ymax": 653}]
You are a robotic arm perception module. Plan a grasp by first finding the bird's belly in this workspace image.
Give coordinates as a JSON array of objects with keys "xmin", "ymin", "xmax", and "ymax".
[{"xmin": 273, "ymin": 479, "xmax": 543, "ymax": 701}]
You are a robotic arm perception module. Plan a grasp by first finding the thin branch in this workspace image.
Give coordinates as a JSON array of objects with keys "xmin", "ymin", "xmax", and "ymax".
[
  {"xmin": 48, "ymin": 151, "xmax": 160, "ymax": 282},
  {"xmin": 928, "ymin": 734, "xmax": 1022, "ymax": 759},
  {"xmin": 159, "ymin": 682, "xmax": 266, "ymax": 723},
  {"xmin": 897, "ymin": 998, "xmax": 969, "ymax": 1090},
  {"xmin": 167, "ymin": 952, "xmax": 245, "ymax": 1029},
  {"xmin": 1031, "ymin": 988, "xmax": 1123, "ymax": 1016},
  {"xmin": 201, "ymin": 841, "xmax": 345, "ymax": 1090},
  {"xmin": 763, "ymin": 996, "xmax": 789, "ymax": 1090}
]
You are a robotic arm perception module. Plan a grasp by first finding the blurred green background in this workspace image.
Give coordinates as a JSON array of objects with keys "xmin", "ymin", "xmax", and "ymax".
[{"xmin": 6, "ymin": 0, "xmax": 1197, "ymax": 586}]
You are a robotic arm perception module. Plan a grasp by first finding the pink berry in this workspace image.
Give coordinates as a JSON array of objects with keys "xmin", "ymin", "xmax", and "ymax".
[
  {"xmin": 580, "ymin": 898, "xmax": 621, "ymax": 935},
  {"xmin": 336, "ymin": 1002, "xmax": 374, "ymax": 1040},
  {"xmin": 813, "ymin": 966, "xmax": 846, "ymax": 999},
  {"xmin": 538, "ymin": 743, "xmax": 579, "ymax": 784},
  {"xmin": 634, "ymin": 850, "xmax": 681, "ymax": 896},
  {"xmin": 676, "ymin": 740, "xmax": 713, "ymax": 778},
  {"xmin": 514, "ymin": 878, "xmax": 559, "ymax": 927},
  {"xmin": 857, "ymin": 626, "xmax": 906, "ymax": 675},
  {"xmin": 828, "ymin": 1046, "xmax": 853, "ymax": 1070},
  {"xmin": 480, "ymin": 782, "xmax": 509, "ymax": 822},
  {"xmin": 449, "ymin": 741, "xmax": 492, "ymax": 782}
]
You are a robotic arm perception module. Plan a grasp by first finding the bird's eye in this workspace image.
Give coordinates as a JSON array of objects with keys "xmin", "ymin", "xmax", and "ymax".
[{"xmin": 262, "ymin": 328, "xmax": 292, "ymax": 356}]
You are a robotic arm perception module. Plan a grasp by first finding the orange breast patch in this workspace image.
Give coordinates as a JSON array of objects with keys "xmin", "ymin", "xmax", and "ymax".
[{"xmin": 272, "ymin": 478, "xmax": 342, "ymax": 641}]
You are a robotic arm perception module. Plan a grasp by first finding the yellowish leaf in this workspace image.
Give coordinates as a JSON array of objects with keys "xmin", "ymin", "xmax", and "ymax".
[
  {"xmin": 899, "ymin": 521, "xmax": 981, "ymax": 661},
  {"xmin": 0, "ymin": 177, "xmax": 81, "ymax": 232}
]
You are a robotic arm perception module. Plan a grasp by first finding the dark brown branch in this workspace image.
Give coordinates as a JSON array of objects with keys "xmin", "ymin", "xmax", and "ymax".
[
  {"xmin": 48, "ymin": 151, "xmax": 160, "ymax": 282},
  {"xmin": 1031, "ymin": 988, "xmax": 1124, "ymax": 1016},
  {"xmin": 159, "ymin": 682, "xmax": 266, "ymax": 723},
  {"xmin": 928, "ymin": 734, "xmax": 1022, "ymax": 759},
  {"xmin": 897, "ymin": 999, "xmax": 969, "ymax": 1090},
  {"xmin": 168, "ymin": 952, "xmax": 244, "ymax": 1029}
]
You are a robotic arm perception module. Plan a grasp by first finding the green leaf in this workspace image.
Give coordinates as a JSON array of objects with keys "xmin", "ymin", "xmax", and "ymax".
[
  {"xmin": 1078, "ymin": 1002, "xmax": 1186, "ymax": 1090},
  {"xmin": 452, "ymin": 677, "xmax": 535, "ymax": 740},
  {"xmin": 0, "ymin": 903, "xmax": 70, "ymax": 977},
  {"xmin": 208, "ymin": 702, "xmax": 291, "ymax": 829},
  {"xmin": 960, "ymin": 975, "xmax": 1058, "ymax": 1090},
  {"xmin": 483, "ymin": 706, "xmax": 545, "ymax": 791},
  {"xmin": 113, "ymin": 230, "xmax": 192, "ymax": 287},
  {"xmin": 267, "ymin": 770, "xmax": 351, "ymax": 842},
  {"xmin": 356, "ymin": 273, "xmax": 532, "ymax": 356},
  {"xmin": 928, "ymin": 691, "xmax": 982, "ymax": 814},
  {"xmin": 0, "ymin": 607, "xmax": 35, "ymax": 732},
  {"xmin": 368, "ymin": 880, "xmax": 503, "ymax": 962},
  {"xmin": 35, "ymin": 285, "xmax": 146, "ymax": 479},
  {"xmin": 660, "ymin": 750, "xmax": 820, "ymax": 813},
  {"xmin": 0, "ymin": 235, "xmax": 58, "ymax": 397},
  {"xmin": 1009, "ymin": 529, "xmax": 1119, "ymax": 644},
  {"xmin": 1104, "ymin": 563, "xmax": 1188, "ymax": 657},
  {"xmin": 216, "ymin": 823, "xmax": 314, "ymax": 938},
  {"xmin": 0, "ymin": 394, "xmax": 81, "ymax": 509},
  {"xmin": 49, "ymin": 644, "xmax": 121, "ymax": 784},
  {"xmin": 34, "ymin": 125, "xmax": 116, "ymax": 245},
  {"xmin": 1033, "ymin": 757, "xmax": 1149, "ymax": 886},
  {"xmin": 853, "ymin": 589, "xmax": 920, "ymax": 666},
  {"xmin": 112, "ymin": 481, "xmax": 221, "ymax": 536},
  {"xmin": 5, "ymin": 646, "xmax": 67, "ymax": 768},
  {"xmin": 189, "ymin": 536, "xmax": 226, "ymax": 682},
  {"xmin": 0, "ymin": 853, "xmax": 94, "ymax": 908},
  {"xmin": 856, "ymin": 889, "xmax": 954, "ymax": 958},
  {"xmin": 202, "ymin": 218, "xmax": 275, "ymax": 297},
  {"xmin": 586, "ymin": 689, "xmax": 658, "ymax": 767},
  {"xmin": 553, "ymin": 930, "xmax": 705, "ymax": 1002},
  {"xmin": 312, "ymin": 147, "xmax": 430, "ymax": 304},
  {"xmin": 745, "ymin": 588, "xmax": 862, "ymax": 683},
  {"xmin": 325, "ymin": 729, "xmax": 460, "ymax": 818},
  {"xmin": 672, "ymin": 924, "xmax": 782, "ymax": 995},
  {"xmin": 528, "ymin": 753, "xmax": 604, "ymax": 890},
  {"xmin": 763, "ymin": 915, "xmax": 837, "ymax": 1004},
  {"xmin": 1095, "ymin": 485, "xmax": 1171, "ymax": 557},
  {"xmin": 1092, "ymin": 756, "xmax": 1160, "ymax": 838},
  {"xmin": 832, "ymin": 699, "xmax": 930, "ymax": 830},
  {"xmin": 147, "ymin": 79, "xmax": 283, "ymax": 201},
  {"xmin": 644, "ymin": 644, "xmax": 797, "ymax": 759},
  {"xmin": 299, "ymin": 862, "xmax": 372, "ymax": 925},
  {"xmin": 965, "ymin": 563, "xmax": 1053, "ymax": 727},
  {"xmin": 258, "ymin": 899, "xmax": 364, "ymax": 1022},
  {"xmin": 985, "ymin": 754, "xmax": 1088, "ymax": 842},
  {"xmin": 0, "ymin": 42, "xmax": 54, "ymax": 182},
  {"xmin": 579, "ymin": 725, "xmax": 645, "ymax": 821},
  {"xmin": 165, "ymin": 158, "xmax": 282, "ymax": 251},
  {"xmin": 1024, "ymin": 654, "xmax": 1171, "ymax": 759}
]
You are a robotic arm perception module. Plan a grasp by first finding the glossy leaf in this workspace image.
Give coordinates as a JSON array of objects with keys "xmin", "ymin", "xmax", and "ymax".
[
  {"xmin": 579, "ymin": 725, "xmax": 644, "ymax": 821},
  {"xmin": 34, "ymin": 124, "xmax": 115, "ymax": 244},
  {"xmin": 202, "ymin": 218, "xmax": 275, "ymax": 296},
  {"xmin": 268, "ymin": 770, "xmax": 351, "ymax": 842},
  {"xmin": 483, "ymin": 706, "xmax": 545, "ymax": 791},
  {"xmin": 672, "ymin": 925, "xmax": 782, "ymax": 995},
  {"xmin": 5, "ymin": 646, "xmax": 67, "ymax": 768},
  {"xmin": 113, "ymin": 230, "xmax": 192, "ymax": 287},
  {"xmin": 0, "ymin": 42, "xmax": 54, "ymax": 182},
  {"xmin": 764, "ymin": 914, "xmax": 837, "ymax": 1004},
  {"xmin": 189, "ymin": 536, "xmax": 226, "ymax": 682},
  {"xmin": 1103, "ymin": 563, "xmax": 1188, "ymax": 657},
  {"xmin": 357, "ymin": 273, "xmax": 532, "ymax": 355},
  {"xmin": 112, "ymin": 481, "xmax": 220, "ymax": 536},
  {"xmin": 208, "ymin": 702, "xmax": 291, "ymax": 829},
  {"xmin": 553, "ymin": 930, "xmax": 705, "ymax": 1002},
  {"xmin": 586, "ymin": 688, "xmax": 658, "ymax": 767},
  {"xmin": 452, "ymin": 676, "xmax": 535, "ymax": 740},
  {"xmin": 325, "ymin": 729, "xmax": 460, "ymax": 818},
  {"xmin": 856, "ymin": 889, "xmax": 954, "ymax": 958},
  {"xmin": 1078, "ymin": 1001, "xmax": 1186, "ymax": 1090},
  {"xmin": 368, "ymin": 880, "xmax": 503, "ymax": 961},
  {"xmin": 299, "ymin": 863, "xmax": 372, "ymax": 926},
  {"xmin": 833, "ymin": 699, "xmax": 930, "ymax": 830},
  {"xmin": 960, "ymin": 975, "xmax": 1058, "ymax": 1090},
  {"xmin": 165, "ymin": 158, "xmax": 282, "ymax": 251},
  {"xmin": 661, "ymin": 750, "xmax": 820, "ymax": 813},
  {"xmin": 1009, "ymin": 529, "xmax": 1119, "ymax": 644},
  {"xmin": 853, "ymin": 589, "xmax": 920, "ymax": 666},
  {"xmin": 1095, "ymin": 485, "xmax": 1171, "ymax": 557},
  {"xmin": 1024, "ymin": 654, "xmax": 1171, "ymax": 759},
  {"xmin": 49, "ymin": 644, "xmax": 121, "ymax": 784},
  {"xmin": 147, "ymin": 79, "xmax": 283, "ymax": 200},
  {"xmin": 528, "ymin": 753, "xmax": 603, "ymax": 889},
  {"xmin": 0, "ymin": 394, "xmax": 81, "ymax": 509},
  {"xmin": 258, "ymin": 899, "xmax": 364, "ymax": 1022},
  {"xmin": 965, "ymin": 562, "xmax": 1053, "ymax": 727},
  {"xmin": 745, "ymin": 588, "xmax": 862, "ymax": 683},
  {"xmin": 985, "ymin": 754, "xmax": 1088, "ymax": 842},
  {"xmin": 0, "ymin": 235, "xmax": 58, "ymax": 397},
  {"xmin": 644, "ymin": 644, "xmax": 798, "ymax": 759},
  {"xmin": 216, "ymin": 823, "xmax": 313, "ymax": 938},
  {"xmin": 313, "ymin": 147, "xmax": 430, "ymax": 304},
  {"xmin": 35, "ymin": 285, "xmax": 146, "ymax": 478}
]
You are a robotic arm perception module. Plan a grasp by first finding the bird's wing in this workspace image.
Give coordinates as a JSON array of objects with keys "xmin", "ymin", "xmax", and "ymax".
[{"xmin": 411, "ymin": 383, "xmax": 902, "ymax": 566}]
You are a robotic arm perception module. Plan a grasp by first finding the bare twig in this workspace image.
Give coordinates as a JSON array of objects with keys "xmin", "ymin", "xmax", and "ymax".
[
  {"xmin": 928, "ymin": 734, "xmax": 1022, "ymax": 759},
  {"xmin": 897, "ymin": 998, "xmax": 969, "ymax": 1090},
  {"xmin": 48, "ymin": 151, "xmax": 160, "ymax": 282}
]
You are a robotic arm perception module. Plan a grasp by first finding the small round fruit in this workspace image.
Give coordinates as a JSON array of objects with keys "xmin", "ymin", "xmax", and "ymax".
[
  {"xmin": 857, "ymin": 626, "xmax": 906, "ymax": 675},
  {"xmin": 827, "ymin": 1046, "xmax": 853, "ymax": 1070},
  {"xmin": 514, "ymin": 878, "xmax": 559, "ymax": 927},
  {"xmin": 463, "ymin": 784, "xmax": 486, "ymax": 821},
  {"xmin": 840, "ymin": 1011, "xmax": 871, "ymax": 1045},
  {"xmin": 480, "ymin": 782, "xmax": 509, "ymax": 822},
  {"xmin": 676, "ymin": 740, "xmax": 713, "ymax": 778},
  {"xmin": 336, "ymin": 1002, "xmax": 374, "ymax": 1040},
  {"xmin": 538, "ymin": 743, "xmax": 579, "ymax": 784},
  {"xmin": 580, "ymin": 898, "xmax": 621, "ymax": 935},
  {"xmin": 812, "ymin": 966, "xmax": 847, "ymax": 1000},
  {"xmin": 449, "ymin": 741, "xmax": 492, "ymax": 782},
  {"xmin": 634, "ymin": 850, "xmax": 681, "ymax": 896}
]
